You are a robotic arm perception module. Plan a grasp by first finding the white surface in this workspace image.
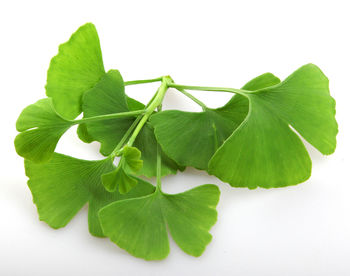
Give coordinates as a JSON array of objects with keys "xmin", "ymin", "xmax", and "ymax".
[{"xmin": 1, "ymin": 0, "xmax": 350, "ymax": 275}]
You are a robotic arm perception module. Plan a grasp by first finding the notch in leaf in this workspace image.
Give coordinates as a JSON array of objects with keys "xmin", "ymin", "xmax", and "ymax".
[
  {"xmin": 25, "ymin": 153, "xmax": 155, "ymax": 237},
  {"xmin": 46, "ymin": 23, "xmax": 105, "ymax": 119},
  {"xmin": 99, "ymin": 184, "xmax": 220, "ymax": 260},
  {"xmin": 149, "ymin": 72, "xmax": 281, "ymax": 170},
  {"xmin": 209, "ymin": 64, "xmax": 338, "ymax": 188},
  {"xmin": 14, "ymin": 98, "xmax": 74, "ymax": 163}
]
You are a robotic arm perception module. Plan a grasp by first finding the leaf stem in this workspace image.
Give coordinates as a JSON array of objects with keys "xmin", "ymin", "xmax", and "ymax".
[
  {"xmin": 110, "ymin": 115, "xmax": 143, "ymax": 157},
  {"xmin": 174, "ymin": 88, "xmax": 207, "ymax": 110},
  {"xmin": 168, "ymin": 83, "xmax": 249, "ymax": 97},
  {"xmin": 124, "ymin": 77, "xmax": 163, "ymax": 86},
  {"xmin": 127, "ymin": 76, "xmax": 172, "ymax": 147},
  {"xmin": 156, "ymin": 143, "xmax": 162, "ymax": 190},
  {"xmin": 72, "ymin": 110, "xmax": 145, "ymax": 125}
]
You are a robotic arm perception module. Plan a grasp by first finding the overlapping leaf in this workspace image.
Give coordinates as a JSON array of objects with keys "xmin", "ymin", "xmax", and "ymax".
[
  {"xmin": 80, "ymin": 70, "xmax": 182, "ymax": 177},
  {"xmin": 25, "ymin": 153, "xmax": 155, "ymax": 237},
  {"xmin": 15, "ymin": 98, "xmax": 73, "ymax": 163},
  {"xmin": 102, "ymin": 146, "xmax": 143, "ymax": 193},
  {"xmin": 150, "ymin": 73, "xmax": 280, "ymax": 170},
  {"xmin": 46, "ymin": 23, "xmax": 105, "ymax": 119},
  {"xmin": 99, "ymin": 184, "xmax": 220, "ymax": 260},
  {"xmin": 209, "ymin": 64, "xmax": 338, "ymax": 188}
]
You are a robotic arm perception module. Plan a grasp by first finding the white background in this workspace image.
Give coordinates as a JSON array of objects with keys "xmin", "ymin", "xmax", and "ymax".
[{"xmin": 1, "ymin": 0, "xmax": 349, "ymax": 275}]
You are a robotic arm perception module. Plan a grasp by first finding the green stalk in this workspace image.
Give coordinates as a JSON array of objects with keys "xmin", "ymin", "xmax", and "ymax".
[
  {"xmin": 174, "ymin": 88, "xmax": 207, "ymax": 110},
  {"xmin": 124, "ymin": 77, "xmax": 163, "ymax": 86},
  {"xmin": 72, "ymin": 110, "xmax": 145, "ymax": 125},
  {"xmin": 127, "ymin": 76, "xmax": 172, "ymax": 147},
  {"xmin": 168, "ymin": 83, "xmax": 249, "ymax": 96}
]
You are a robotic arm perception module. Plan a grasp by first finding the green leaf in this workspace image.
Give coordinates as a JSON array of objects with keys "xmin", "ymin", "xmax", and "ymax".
[
  {"xmin": 76, "ymin": 123, "xmax": 94, "ymax": 143},
  {"xmin": 209, "ymin": 64, "xmax": 338, "ymax": 188},
  {"xmin": 46, "ymin": 23, "xmax": 105, "ymax": 119},
  {"xmin": 25, "ymin": 153, "xmax": 155, "ymax": 237},
  {"xmin": 149, "ymin": 73, "xmax": 281, "ymax": 170},
  {"xmin": 99, "ymin": 184, "xmax": 220, "ymax": 260},
  {"xmin": 122, "ymin": 146, "xmax": 143, "ymax": 172},
  {"xmin": 81, "ymin": 70, "xmax": 182, "ymax": 177},
  {"xmin": 101, "ymin": 146, "xmax": 142, "ymax": 194},
  {"xmin": 102, "ymin": 165, "xmax": 138, "ymax": 194},
  {"xmin": 15, "ymin": 98, "xmax": 73, "ymax": 163}
]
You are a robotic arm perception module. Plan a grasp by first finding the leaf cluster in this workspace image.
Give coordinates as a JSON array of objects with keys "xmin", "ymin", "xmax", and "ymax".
[{"xmin": 14, "ymin": 23, "xmax": 338, "ymax": 260}]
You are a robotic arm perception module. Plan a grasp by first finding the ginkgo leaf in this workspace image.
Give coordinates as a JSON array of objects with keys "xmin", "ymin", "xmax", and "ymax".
[
  {"xmin": 122, "ymin": 146, "xmax": 143, "ymax": 172},
  {"xmin": 102, "ymin": 165, "xmax": 138, "ymax": 194},
  {"xmin": 208, "ymin": 64, "xmax": 338, "ymax": 188},
  {"xmin": 99, "ymin": 184, "xmax": 220, "ymax": 260},
  {"xmin": 46, "ymin": 23, "xmax": 105, "ymax": 119},
  {"xmin": 102, "ymin": 146, "xmax": 143, "ymax": 194},
  {"xmin": 25, "ymin": 153, "xmax": 155, "ymax": 237},
  {"xmin": 15, "ymin": 98, "xmax": 73, "ymax": 163},
  {"xmin": 81, "ymin": 69, "xmax": 182, "ymax": 177},
  {"xmin": 77, "ymin": 123, "xmax": 94, "ymax": 143},
  {"xmin": 149, "ymin": 73, "xmax": 280, "ymax": 170}
]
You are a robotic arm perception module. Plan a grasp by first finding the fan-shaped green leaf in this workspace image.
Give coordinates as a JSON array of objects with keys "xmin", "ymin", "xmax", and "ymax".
[
  {"xmin": 209, "ymin": 64, "xmax": 338, "ymax": 188},
  {"xmin": 46, "ymin": 23, "xmax": 105, "ymax": 119},
  {"xmin": 15, "ymin": 98, "xmax": 73, "ymax": 163},
  {"xmin": 25, "ymin": 153, "xmax": 155, "ymax": 237},
  {"xmin": 149, "ymin": 73, "xmax": 280, "ymax": 170},
  {"xmin": 99, "ymin": 184, "xmax": 220, "ymax": 260}
]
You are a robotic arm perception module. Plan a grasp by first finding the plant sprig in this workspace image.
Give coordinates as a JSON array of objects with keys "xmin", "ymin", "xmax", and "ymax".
[{"xmin": 15, "ymin": 23, "xmax": 338, "ymax": 260}]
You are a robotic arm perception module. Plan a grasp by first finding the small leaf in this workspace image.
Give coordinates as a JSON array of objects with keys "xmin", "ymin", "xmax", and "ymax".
[
  {"xmin": 102, "ymin": 165, "xmax": 138, "ymax": 194},
  {"xmin": 81, "ymin": 70, "xmax": 182, "ymax": 177},
  {"xmin": 15, "ymin": 98, "xmax": 73, "ymax": 163},
  {"xmin": 25, "ymin": 153, "xmax": 155, "ymax": 237},
  {"xmin": 46, "ymin": 23, "xmax": 105, "ymax": 119},
  {"xmin": 123, "ymin": 146, "xmax": 143, "ymax": 172},
  {"xmin": 149, "ymin": 73, "xmax": 280, "ymax": 170},
  {"xmin": 99, "ymin": 185, "xmax": 220, "ymax": 260},
  {"xmin": 209, "ymin": 64, "xmax": 338, "ymax": 188}
]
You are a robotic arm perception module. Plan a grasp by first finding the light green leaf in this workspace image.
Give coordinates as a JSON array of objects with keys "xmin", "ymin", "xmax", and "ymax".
[
  {"xmin": 99, "ymin": 184, "xmax": 220, "ymax": 260},
  {"xmin": 102, "ymin": 165, "xmax": 138, "ymax": 194},
  {"xmin": 101, "ymin": 146, "xmax": 142, "ymax": 194},
  {"xmin": 15, "ymin": 98, "xmax": 73, "ymax": 163},
  {"xmin": 81, "ymin": 70, "xmax": 182, "ymax": 177},
  {"xmin": 209, "ymin": 64, "xmax": 338, "ymax": 188},
  {"xmin": 149, "ymin": 73, "xmax": 280, "ymax": 170},
  {"xmin": 46, "ymin": 23, "xmax": 105, "ymax": 119},
  {"xmin": 76, "ymin": 123, "xmax": 94, "ymax": 143},
  {"xmin": 122, "ymin": 146, "xmax": 143, "ymax": 172},
  {"xmin": 25, "ymin": 153, "xmax": 155, "ymax": 237}
]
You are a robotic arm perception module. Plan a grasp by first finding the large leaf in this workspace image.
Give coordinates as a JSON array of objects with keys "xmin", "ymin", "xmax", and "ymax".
[
  {"xmin": 208, "ymin": 64, "xmax": 338, "ymax": 188},
  {"xmin": 99, "ymin": 184, "xmax": 220, "ymax": 260},
  {"xmin": 25, "ymin": 153, "xmax": 155, "ymax": 237},
  {"xmin": 149, "ymin": 73, "xmax": 281, "ymax": 170},
  {"xmin": 15, "ymin": 98, "xmax": 73, "ymax": 163},
  {"xmin": 46, "ymin": 23, "xmax": 105, "ymax": 119},
  {"xmin": 81, "ymin": 70, "xmax": 182, "ymax": 177}
]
